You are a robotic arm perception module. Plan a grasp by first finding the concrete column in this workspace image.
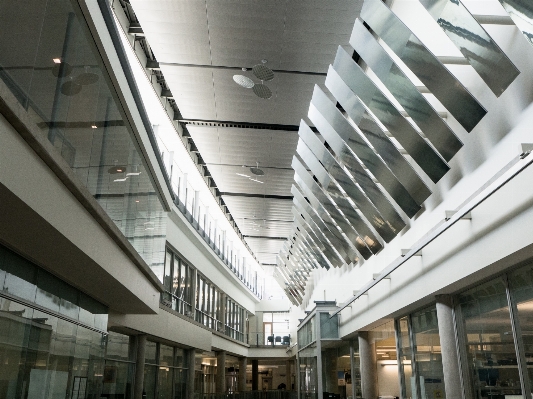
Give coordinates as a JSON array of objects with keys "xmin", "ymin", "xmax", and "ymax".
[
  {"xmin": 187, "ymin": 349, "xmax": 196, "ymax": 399},
  {"xmin": 133, "ymin": 334, "xmax": 147, "ymax": 399},
  {"xmin": 216, "ymin": 351, "xmax": 227, "ymax": 393},
  {"xmin": 286, "ymin": 360, "xmax": 292, "ymax": 390},
  {"xmin": 239, "ymin": 357, "xmax": 247, "ymax": 392},
  {"xmin": 358, "ymin": 331, "xmax": 378, "ymax": 399},
  {"xmin": 436, "ymin": 295, "xmax": 463, "ymax": 399},
  {"xmin": 252, "ymin": 359, "xmax": 259, "ymax": 391}
]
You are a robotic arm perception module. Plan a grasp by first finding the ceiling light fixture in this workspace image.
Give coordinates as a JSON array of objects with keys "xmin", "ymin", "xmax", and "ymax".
[
  {"xmin": 233, "ymin": 60, "xmax": 274, "ymax": 99},
  {"xmin": 249, "ymin": 178, "xmax": 264, "ymax": 184},
  {"xmin": 250, "ymin": 162, "xmax": 265, "ymax": 176},
  {"xmin": 108, "ymin": 165, "xmax": 127, "ymax": 174},
  {"xmin": 233, "ymin": 75, "xmax": 254, "ymax": 89},
  {"xmin": 91, "ymin": 125, "xmax": 97, "ymax": 129},
  {"xmin": 53, "ymin": 58, "xmax": 61, "ymax": 64},
  {"xmin": 236, "ymin": 173, "xmax": 251, "ymax": 178},
  {"xmin": 114, "ymin": 177, "xmax": 128, "ymax": 182}
]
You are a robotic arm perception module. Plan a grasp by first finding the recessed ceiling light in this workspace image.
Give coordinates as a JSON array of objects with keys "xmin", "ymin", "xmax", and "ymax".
[
  {"xmin": 135, "ymin": 200, "xmax": 140, "ymax": 203},
  {"xmin": 114, "ymin": 177, "xmax": 128, "ymax": 182},
  {"xmin": 249, "ymin": 178, "xmax": 264, "ymax": 184},
  {"xmin": 53, "ymin": 58, "xmax": 61, "ymax": 64},
  {"xmin": 91, "ymin": 125, "xmax": 97, "ymax": 129},
  {"xmin": 126, "ymin": 172, "xmax": 141, "ymax": 176},
  {"xmin": 236, "ymin": 173, "xmax": 250, "ymax": 178},
  {"xmin": 108, "ymin": 165, "xmax": 127, "ymax": 174}
]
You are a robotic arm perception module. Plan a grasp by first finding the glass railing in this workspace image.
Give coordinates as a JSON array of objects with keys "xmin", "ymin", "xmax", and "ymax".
[
  {"xmin": 161, "ymin": 291, "xmax": 193, "ymax": 316},
  {"xmin": 156, "ymin": 136, "xmax": 265, "ymax": 299},
  {"xmin": 195, "ymin": 309, "xmax": 222, "ymax": 331},
  {"xmin": 225, "ymin": 325, "xmax": 246, "ymax": 343},
  {"xmin": 248, "ymin": 333, "xmax": 292, "ymax": 347},
  {"xmin": 196, "ymin": 390, "xmax": 298, "ymax": 399}
]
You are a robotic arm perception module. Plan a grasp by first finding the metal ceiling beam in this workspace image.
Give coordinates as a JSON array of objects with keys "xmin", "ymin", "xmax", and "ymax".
[{"xmin": 158, "ymin": 61, "xmax": 327, "ymax": 76}]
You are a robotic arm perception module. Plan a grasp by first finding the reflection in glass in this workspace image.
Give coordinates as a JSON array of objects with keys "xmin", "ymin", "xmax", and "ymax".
[
  {"xmin": 0, "ymin": 0, "xmax": 167, "ymax": 277},
  {"xmin": 411, "ymin": 306, "xmax": 446, "ymax": 399},
  {"xmin": 457, "ymin": 278, "xmax": 522, "ymax": 399},
  {"xmin": 299, "ymin": 346, "xmax": 318, "ymax": 399},
  {"xmin": 508, "ymin": 262, "xmax": 533, "ymax": 398},
  {"xmin": 397, "ymin": 317, "xmax": 415, "ymax": 399}
]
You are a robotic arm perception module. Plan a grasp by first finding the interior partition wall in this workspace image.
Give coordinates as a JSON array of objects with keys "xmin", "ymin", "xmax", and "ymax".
[{"xmin": 0, "ymin": 243, "xmax": 109, "ymax": 399}]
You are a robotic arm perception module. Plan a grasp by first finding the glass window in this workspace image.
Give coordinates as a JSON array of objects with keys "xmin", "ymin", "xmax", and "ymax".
[
  {"xmin": 320, "ymin": 313, "xmax": 339, "ymax": 339},
  {"xmin": 173, "ymin": 368, "xmax": 186, "ymax": 399},
  {"xmin": 3, "ymin": 249, "xmax": 37, "ymax": 301},
  {"xmin": 175, "ymin": 348, "xmax": 185, "ymax": 368},
  {"xmin": 144, "ymin": 365, "xmax": 158, "ymax": 399},
  {"xmin": 160, "ymin": 344, "xmax": 174, "ymax": 367},
  {"xmin": 299, "ymin": 346, "xmax": 318, "ymax": 399},
  {"xmin": 158, "ymin": 366, "xmax": 173, "ymax": 399},
  {"xmin": 103, "ymin": 360, "xmax": 134, "ymax": 399},
  {"xmin": 164, "ymin": 250, "xmax": 173, "ymax": 293},
  {"xmin": 457, "ymin": 277, "xmax": 521, "ymax": 399},
  {"xmin": 145, "ymin": 341, "xmax": 158, "ymax": 365},
  {"xmin": 411, "ymin": 305, "xmax": 446, "ymax": 399},
  {"xmin": 397, "ymin": 317, "xmax": 415, "ymax": 399},
  {"xmin": 508, "ymin": 262, "xmax": 533, "ymax": 398},
  {"xmin": 106, "ymin": 331, "xmax": 134, "ymax": 362}
]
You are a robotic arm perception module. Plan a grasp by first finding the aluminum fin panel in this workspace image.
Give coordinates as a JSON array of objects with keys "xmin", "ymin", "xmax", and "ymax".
[
  {"xmin": 296, "ymin": 139, "xmax": 389, "ymax": 248},
  {"xmin": 299, "ymin": 121, "xmax": 407, "ymax": 233},
  {"xmin": 328, "ymin": 57, "xmax": 449, "ymax": 184},
  {"xmin": 419, "ymin": 0, "xmax": 519, "ymax": 96},
  {"xmin": 497, "ymin": 0, "xmax": 533, "ymax": 47},
  {"xmin": 291, "ymin": 185, "xmax": 351, "ymax": 266},
  {"xmin": 309, "ymin": 86, "xmax": 422, "ymax": 217},
  {"xmin": 349, "ymin": 20, "xmax": 462, "ymax": 162},
  {"xmin": 360, "ymin": 0, "xmax": 487, "ymax": 132},
  {"xmin": 293, "ymin": 157, "xmax": 367, "ymax": 261},
  {"xmin": 292, "ymin": 208, "xmax": 344, "ymax": 269},
  {"xmin": 293, "ymin": 208, "xmax": 344, "ymax": 269}
]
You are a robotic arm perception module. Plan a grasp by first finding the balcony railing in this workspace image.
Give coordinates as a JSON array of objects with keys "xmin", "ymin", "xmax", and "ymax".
[
  {"xmin": 196, "ymin": 390, "xmax": 298, "ymax": 399},
  {"xmin": 247, "ymin": 333, "xmax": 291, "ymax": 347}
]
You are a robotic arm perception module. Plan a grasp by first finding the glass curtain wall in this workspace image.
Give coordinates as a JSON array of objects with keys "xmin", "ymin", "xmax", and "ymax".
[
  {"xmin": 457, "ymin": 277, "xmax": 522, "ymax": 399},
  {"xmin": 194, "ymin": 352, "xmax": 217, "ymax": 397},
  {"xmin": 370, "ymin": 321, "xmax": 398, "ymax": 398},
  {"xmin": 225, "ymin": 297, "xmax": 246, "ymax": 342},
  {"xmin": 299, "ymin": 347, "xmax": 318, "ymax": 399},
  {"xmin": 262, "ymin": 312, "xmax": 291, "ymax": 345},
  {"xmin": 0, "ymin": 244, "xmax": 108, "ymax": 399},
  {"xmin": 143, "ymin": 341, "xmax": 188, "ymax": 399},
  {"xmin": 351, "ymin": 340, "xmax": 362, "ymax": 399},
  {"xmin": 0, "ymin": 0, "xmax": 167, "ymax": 275},
  {"xmin": 103, "ymin": 331, "xmax": 136, "ymax": 398},
  {"xmin": 195, "ymin": 275, "xmax": 221, "ymax": 331},
  {"xmin": 163, "ymin": 249, "xmax": 193, "ymax": 315}
]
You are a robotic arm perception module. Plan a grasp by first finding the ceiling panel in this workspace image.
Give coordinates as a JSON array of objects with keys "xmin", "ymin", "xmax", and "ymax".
[
  {"xmin": 206, "ymin": 0, "xmax": 285, "ymax": 68},
  {"xmin": 208, "ymin": 165, "xmax": 293, "ymax": 196},
  {"xmin": 239, "ymin": 220, "xmax": 293, "ymax": 237},
  {"xmin": 245, "ymin": 237, "xmax": 286, "ymax": 253},
  {"xmin": 188, "ymin": 126, "xmax": 298, "ymax": 168},
  {"xmin": 130, "ymin": 0, "xmax": 211, "ymax": 64},
  {"xmin": 222, "ymin": 196, "xmax": 293, "ymax": 221},
  {"xmin": 212, "ymin": 69, "xmax": 323, "ymax": 125}
]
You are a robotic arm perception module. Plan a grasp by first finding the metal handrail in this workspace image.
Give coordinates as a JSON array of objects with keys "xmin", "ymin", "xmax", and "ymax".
[{"xmin": 332, "ymin": 151, "xmax": 533, "ymax": 317}]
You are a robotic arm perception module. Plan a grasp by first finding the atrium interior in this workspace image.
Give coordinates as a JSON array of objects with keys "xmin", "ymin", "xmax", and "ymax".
[{"xmin": 1, "ymin": 0, "xmax": 533, "ymax": 398}]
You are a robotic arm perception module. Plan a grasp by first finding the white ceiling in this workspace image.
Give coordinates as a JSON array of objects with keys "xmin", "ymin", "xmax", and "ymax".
[{"xmin": 130, "ymin": 0, "xmax": 363, "ymax": 266}]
